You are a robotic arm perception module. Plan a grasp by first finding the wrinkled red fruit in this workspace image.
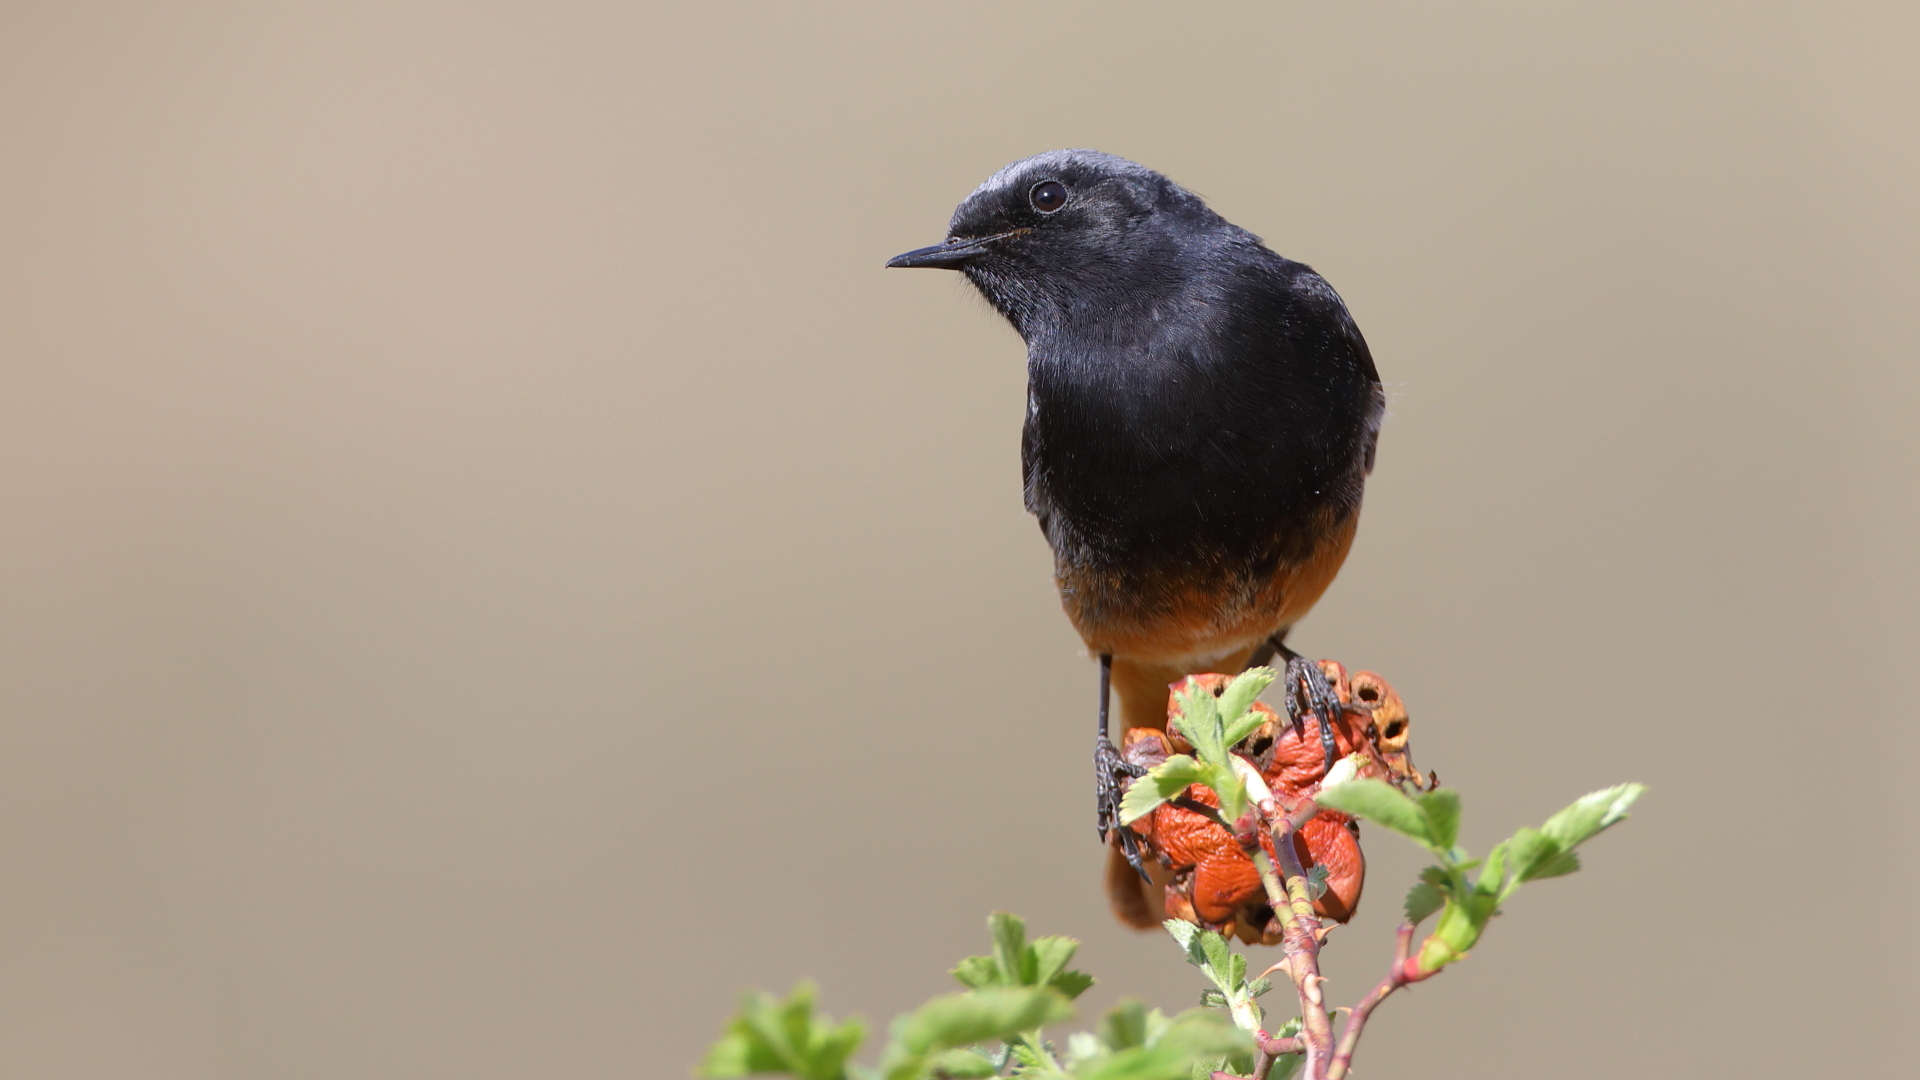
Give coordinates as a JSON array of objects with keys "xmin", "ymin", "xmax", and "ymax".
[{"xmin": 1120, "ymin": 664, "xmax": 1420, "ymax": 946}]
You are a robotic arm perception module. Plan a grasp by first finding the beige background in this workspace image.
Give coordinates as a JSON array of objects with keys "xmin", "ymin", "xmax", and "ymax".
[{"xmin": 3, "ymin": 2, "xmax": 1916, "ymax": 1077}]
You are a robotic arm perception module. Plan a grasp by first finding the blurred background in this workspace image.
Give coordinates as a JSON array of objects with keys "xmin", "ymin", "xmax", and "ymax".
[{"xmin": 3, "ymin": 2, "xmax": 1916, "ymax": 1076}]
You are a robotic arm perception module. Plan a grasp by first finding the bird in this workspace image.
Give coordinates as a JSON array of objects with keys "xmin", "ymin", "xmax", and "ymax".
[{"xmin": 886, "ymin": 150, "xmax": 1384, "ymax": 929}]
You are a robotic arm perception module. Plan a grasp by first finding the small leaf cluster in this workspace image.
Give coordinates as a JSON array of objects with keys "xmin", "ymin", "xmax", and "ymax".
[
  {"xmin": 1119, "ymin": 668, "xmax": 1277, "ymax": 826},
  {"xmin": 1060, "ymin": 1003, "xmax": 1253, "ymax": 1080},
  {"xmin": 952, "ymin": 912, "xmax": 1097, "ymax": 1001},
  {"xmin": 1314, "ymin": 779, "xmax": 1645, "ymax": 974},
  {"xmin": 699, "ymin": 913, "xmax": 1252, "ymax": 1080},
  {"xmin": 934, "ymin": 912, "xmax": 1093, "ymax": 1077},
  {"xmin": 877, "ymin": 987, "xmax": 1074, "ymax": 1080},
  {"xmin": 699, "ymin": 982, "xmax": 865, "ymax": 1080},
  {"xmin": 1160, "ymin": 920, "xmax": 1272, "ymax": 1036}
]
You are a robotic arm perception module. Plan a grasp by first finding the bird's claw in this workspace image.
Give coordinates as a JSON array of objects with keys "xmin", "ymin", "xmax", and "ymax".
[
  {"xmin": 1284, "ymin": 655, "xmax": 1344, "ymax": 772},
  {"xmin": 1096, "ymin": 734, "xmax": 1151, "ymax": 880}
]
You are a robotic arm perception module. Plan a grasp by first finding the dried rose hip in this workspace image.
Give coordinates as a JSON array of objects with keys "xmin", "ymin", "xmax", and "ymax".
[{"xmin": 1119, "ymin": 663, "xmax": 1425, "ymax": 945}]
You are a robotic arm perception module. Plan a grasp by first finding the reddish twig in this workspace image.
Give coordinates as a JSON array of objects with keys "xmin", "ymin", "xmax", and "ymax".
[
  {"xmin": 1242, "ymin": 796, "xmax": 1333, "ymax": 1078},
  {"xmin": 1244, "ymin": 798, "xmax": 1440, "ymax": 1080},
  {"xmin": 1325, "ymin": 922, "xmax": 1435, "ymax": 1080},
  {"xmin": 1249, "ymin": 1027, "xmax": 1305, "ymax": 1079},
  {"xmin": 1257, "ymin": 1032, "xmax": 1305, "ymax": 1058}
]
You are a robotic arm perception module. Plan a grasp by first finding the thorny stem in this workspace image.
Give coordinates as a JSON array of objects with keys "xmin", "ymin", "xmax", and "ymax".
[
  {"xmin": 1245, "ymin": 989, "xmax": 1292, "ymax": 1080},
  {"xmin": 1322, "ymin": 923, "xmax": 1413, "ymax": 1080},
  {"xmin": 1175, "ymin": 796, "xmax": 1294, "ymax": 1048},
  {"xmin": 1205, "ymin": 766, "xmax": 1447, "ymax": 1078},
  {"xmin": 1245, "ymin": 845, "xmax": 1309, "ymax": 1080},
  {"xmin": 1242, "ymin": 797, "xmax": 1333, "ymax": 1079},
  {"xmin": 1240, "ymin": 799, "xmax": 1439, "ymax": 1080},
  {"xmin": 1272, "ymin": 802, "xmax": 1335, "ymax": 1077}
]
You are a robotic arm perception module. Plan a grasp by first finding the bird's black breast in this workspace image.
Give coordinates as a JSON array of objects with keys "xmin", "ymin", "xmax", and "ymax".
[{"xmin": 1021, "ymin": 257, "xmax": 1382, "ymax": 581}]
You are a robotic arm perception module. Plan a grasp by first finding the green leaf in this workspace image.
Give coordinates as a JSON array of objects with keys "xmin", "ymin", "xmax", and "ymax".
[
  {"xmin": 1006, "ymin": 1037, "xmax": 1052, "ymax": 1068},
  {"xmin": 1098, "ymin": 999, "xmax": 1153, "ymax": 1052},
  {"xmin": 949, "ymin": 955, "xmax": 999, "ymax": 990},
  {"xmin": 1028, "ymin": 935, "xmax": 1077, "ymax": 986},
  {"xmin": 958, "ymin": 918, "xmax": 1093, "ymax": 1000},
  {"xmin": 1197, "ymin": 989, "xmax": 1228, "ymax": 1009},
  {"xmin": 1118, "ymin": 755, "xmax": 1208, "ymax": 825},
  {"xmin": 1077, "ymin": 1010, "xmax": 1252, "ymax": 1080},
  {"xmin": 924, "ymin": 1048, "xmax": 998, "ymax": 1078},
  {"xmin": 1420, "ymin": 901, "xmax": 1480, "ymax": 972},
  {"xmin": 1171, "ymin": 684, "xmax": 1226, "ymax": 766},
  {"xmin": 1527, "ymin": 849, "xmax": 1581, "ymax": 880},
  {"xmin": 1163, "ymin": 918, "xmax": 1202, "ymax": 953},
  {"xmin": 1209, "ymin": 761, "xmax": 1251, "ymax": 826},
  {"xmin": 1164, "ymin": 920, "xmax": 1243, "ymax": 997},
  {"xmin": 1415, "ymin": 789, "xmax": 1462, "ymax": 851},
  {"xmin": 1314, "ymin": 779, "xmax": 1433, "ymax": 848},
  {"xmin": 1245, "ymin": 977, "xmax": 1272, "ymax": 999},
  {"xmin": 1468, "ymin": 879, "xmax": 1501, "ymax": 919},
  {"xmin": 1202, "ymin": 933, "xmax": 1248, "ymax": 996},
  {"xmin": 1540, "ymin": 783, "xmax": 1644, "ymax": 850},
  {"xmin": 1476, "ymin": 839, "xmax": 1509, "ymax": 898},
  {"xmin": 1075, "ymin": 1047, "xmax": 1218, "ymax": 1080},
  {"xmin": 1403, "ymin": 880, "xmax": 1443, "ymax": 925},
  {"xmin": 699, "ymin": 1026, "xmax": 782, "ymax": 1078},
  {"xmin": 1217, "ymin": 667, "xmax": 1278, "ymax": 747},
  {"xmin": 700, "ymin": 982, "xmax": 866, "ymax": 1080},
  {"xmin": 989, "ymin": 912, "xmax": 1028, "ymax": 985},
  {"xmin": 1505, "ymin": 827, "xmax": 1554, "ymax": 875},
  {"xmin": 1050, "ymin": 970, "xmax": 1095, "ymax": 1001},
  {"xmin": 880, "ymin": 989, "xmax": 1073, "ymax": 1080},
  {"xmin": 1075, "ymin": 1046, "xmax": 1245, "ymax": 1080},
  {"xmin": 1156, "ymin": 1010, "xmax": 1254, "ymax": 1060},
  {"xmin": 1303, "ymin": 864, "xmax": 1330, "ymax": 901},
  {"xmin": 892, "ymin": 989, "xmax": 1073, "ymax": 1054},
  {"xmin": 1007, "ymin": 1042, "xmax": 1047, "ymax": 1071},
  {"xmin": 1219, "ymin": 710, "xmax": 1267, "ymax": 753}
]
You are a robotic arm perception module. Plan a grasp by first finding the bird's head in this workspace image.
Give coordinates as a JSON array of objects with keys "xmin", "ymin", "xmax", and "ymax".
[{"xmin": 886, "ymin": 150, "xmax": 1231, "ymax": 336}]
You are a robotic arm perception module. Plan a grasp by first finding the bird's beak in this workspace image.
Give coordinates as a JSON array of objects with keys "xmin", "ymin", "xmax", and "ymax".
[{"xmin": 885, "ymin": 230, "xmax": 1022, "ymax": 269}]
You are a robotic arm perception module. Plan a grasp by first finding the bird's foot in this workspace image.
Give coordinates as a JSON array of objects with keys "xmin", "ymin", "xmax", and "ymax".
[
  {"xmin": 1096, "ymin": 734, "xmax": 1150, "ymax": 880},
  {"xmin": 1283, "ymin": 654, "xmax": 1345, "ymax": 773}
]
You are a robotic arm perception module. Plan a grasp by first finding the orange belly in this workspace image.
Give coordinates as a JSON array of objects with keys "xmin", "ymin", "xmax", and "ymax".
[
  {"xmin": 1070, "ymin": 510, "xmax": 1360, "ymax": 734},
  {"xmin": 1061, "ymin": 510, "xmax": 1359, "ymax": 669}
]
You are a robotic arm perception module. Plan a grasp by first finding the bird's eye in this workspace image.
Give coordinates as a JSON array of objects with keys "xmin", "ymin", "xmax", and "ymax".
[{"xmin": 1029, "ymin": 180, "xmax": 1068, "ymax": 213}]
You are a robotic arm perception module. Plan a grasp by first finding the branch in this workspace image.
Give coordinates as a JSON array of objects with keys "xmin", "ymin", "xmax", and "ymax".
[
  {"xmin": 1245, "ymin": 796, "xmax": 1334, "ymax": 1078},
  {"xmin": 1248, "ymin": 1027, "xmax": 1305, "ymax": 1079},
  {"xmin": 1325, "ymin": 922, "xmax": 1431, "ymax": 1080},
  {"xmin": 1257, "ymin": 1033, "xmax": 1305, "ymax": 1057}
]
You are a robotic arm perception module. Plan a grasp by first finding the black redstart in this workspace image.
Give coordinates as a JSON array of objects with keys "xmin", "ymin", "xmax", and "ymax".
[{"xmin": 888, "ymin": 150, "xmax": 1383, "ymax": 927}]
